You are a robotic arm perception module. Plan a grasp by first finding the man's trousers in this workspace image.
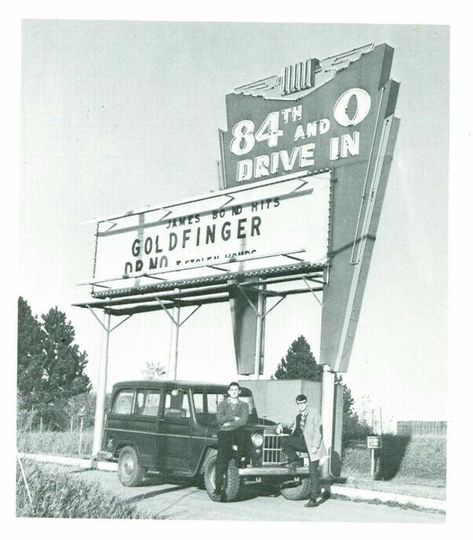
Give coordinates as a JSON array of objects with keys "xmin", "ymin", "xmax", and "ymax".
[
  {"xmin": 215, "ymin": 429, "xmax": 243, "ymax": 493},
  {"xmin": 281, "ymin": 435, "xmax": 320, "ymax": 500}
]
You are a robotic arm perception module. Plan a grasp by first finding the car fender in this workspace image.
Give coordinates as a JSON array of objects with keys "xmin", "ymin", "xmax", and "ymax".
[{"xmin": 198, "ymin": 447, "xmax": 218, "ymax": 476}]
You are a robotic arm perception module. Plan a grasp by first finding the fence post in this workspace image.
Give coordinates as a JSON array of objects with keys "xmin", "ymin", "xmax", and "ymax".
[{"xmin": 78, "ymin": 416, "xmax": 84, "ymax": 457}]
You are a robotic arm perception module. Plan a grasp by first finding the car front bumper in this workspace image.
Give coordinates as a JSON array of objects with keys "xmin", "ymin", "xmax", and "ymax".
[
  {"xmin": 238, "ymin": 465, "xmax": 310, "ymax": 476},
  {"xmin": 97, "ymin": 450, "xmax": 114, "ymax": 460}
]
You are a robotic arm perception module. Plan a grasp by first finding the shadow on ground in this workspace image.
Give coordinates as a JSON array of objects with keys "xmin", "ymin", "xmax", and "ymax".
[{"xmin": 376, "ymin": 435, "xmax": 411, "ymax": 481}]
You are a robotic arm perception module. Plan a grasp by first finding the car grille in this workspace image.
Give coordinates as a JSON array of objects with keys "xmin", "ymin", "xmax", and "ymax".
[{"xmin": 262, "ymin": 431, "xmax": 288, "ymax": 465}]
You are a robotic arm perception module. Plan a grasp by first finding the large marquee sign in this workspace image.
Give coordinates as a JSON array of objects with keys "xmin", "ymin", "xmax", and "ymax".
[{"xmin": 92, "ymin": 174, "xmax": 330, "ymax": 291}]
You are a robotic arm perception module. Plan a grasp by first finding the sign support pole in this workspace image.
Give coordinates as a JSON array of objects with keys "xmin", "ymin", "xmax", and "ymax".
[
  {"xmin": 92, "ymin": 310, "xmax": 111, "ymax": 461},
  {"xmin": 370, "ymin": 449, "xmax": 376, "ymax": 477},
  {"xmin": 321, "ymin": 365, "xmax": 336, "ymax": 478},
  {"xmin": 169, "ymin": 306, "xmax": 181, "ymax": 380},
  {"xmin": 254, "ymin": 282, "xmax": 266, "ymax": 379}
]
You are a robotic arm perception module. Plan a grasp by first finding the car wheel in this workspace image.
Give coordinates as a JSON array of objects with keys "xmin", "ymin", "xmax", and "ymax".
[
  {"xmin": 280, "ymin": 477, "xmax": 312, "ymax": 500},
  {"xmin": 204, "ymin": 454, "xmax": 240, "ymax": 502},
  {"xmin": 117, "ymin": 446, "xmax": 146, "ymax": 487}
]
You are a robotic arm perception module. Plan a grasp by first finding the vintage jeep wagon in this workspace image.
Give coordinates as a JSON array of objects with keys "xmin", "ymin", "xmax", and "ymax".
[{"xmin": 99, "ymin": 380, "xmax": 316, "ymax": 501}]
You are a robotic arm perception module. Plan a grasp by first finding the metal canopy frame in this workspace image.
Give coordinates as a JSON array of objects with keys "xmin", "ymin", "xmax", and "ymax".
[
  {"xmin": 73, "ymin": 260, "xmax": 327, "ymax": 317},
  {"xmin": 77, "ymin": 259, "xmax": 327, "ymax": 461}
]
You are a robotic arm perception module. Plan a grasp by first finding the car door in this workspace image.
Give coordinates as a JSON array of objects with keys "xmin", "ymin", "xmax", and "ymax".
[
  {"xmin": 157, "ymin": 388, "xmax": 192, "ymax": 473},
  {"xmin": 127, "ymin": 388, "xmax": 161, "ymax": 468}
]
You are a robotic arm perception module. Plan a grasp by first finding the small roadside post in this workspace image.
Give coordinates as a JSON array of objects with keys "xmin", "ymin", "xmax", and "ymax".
[{"xmin": 367, "ymin": 435, "xmax": 382, "ymax": 477}]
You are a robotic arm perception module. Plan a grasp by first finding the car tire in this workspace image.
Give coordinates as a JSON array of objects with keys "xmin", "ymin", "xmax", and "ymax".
[
  {"xmin": 117, "ymin": 446, "xmax": 146, "ymax": 487},
  {"xmin": 204, "ymin": 454, "xmax": 240, "ymax": 502},
  {"xmin": 280, "ymin": 477, "xmax": 312, "ymax": 500}
]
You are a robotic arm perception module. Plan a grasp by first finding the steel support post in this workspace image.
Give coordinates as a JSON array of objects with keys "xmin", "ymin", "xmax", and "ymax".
[
  {"xmin": 92, "ymin": 311, "xmax": 111, "ymax": 460},
  {"xmin": 254, "ymin": 283, "xmax": 267, "ymax": 379},
  {"xmin": 169, "ymin": 306, "xmax": 181, "ymax": 381},
  {"xmin": 321, "ymin": 365, "xmax": 336, "ymax": 478}
]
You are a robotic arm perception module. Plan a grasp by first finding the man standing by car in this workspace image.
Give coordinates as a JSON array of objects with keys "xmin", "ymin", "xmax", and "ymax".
[
  {"xmin": 213, "ymin": 381, "xmax": 249, "ymax": 501},
  {"xmin": 277, "ymin": 393, "xmax": 327, "ymax": 508}
]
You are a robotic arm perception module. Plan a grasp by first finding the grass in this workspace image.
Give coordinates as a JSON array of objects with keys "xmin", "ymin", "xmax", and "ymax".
[
  {"xmin": 16, "ymin": 459, "xmax": 152, "ymax": 519},
  {"xmin": 17, "ymin": 408, "xmax": 94, "ymax": 457},
  {"xmin": 330, "ymin": 492, "xmax": 445, "ymax": 515},
  {"xmin": 17, "ymin": 429, "xmax": 94, "ymax": 457}
]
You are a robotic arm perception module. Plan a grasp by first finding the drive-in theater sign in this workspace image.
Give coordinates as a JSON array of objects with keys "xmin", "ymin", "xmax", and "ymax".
[
  {"xmin": 218, "ymin": 42, "xmax": 399, "ymax": 373},
  {"xmin": 76, "ymin": 43, "xmax": 399, "ymax": 458},
  {"xmin": 83, "ymin": 42, "xmax": 399, "ymax": 373}
]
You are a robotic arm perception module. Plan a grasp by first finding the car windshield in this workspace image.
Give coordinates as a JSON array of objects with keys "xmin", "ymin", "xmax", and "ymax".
[{"xmin": 192, "ymin": 391, "xmax": 257, "ymax": 426}]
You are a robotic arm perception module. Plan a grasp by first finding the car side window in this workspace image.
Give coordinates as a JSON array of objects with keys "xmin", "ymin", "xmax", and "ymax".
[
  {"xmin": 207, "ymin": 393, "xmax": 226, "ymax": 414},
  {"xmin": 134, "ymin": 390, "xmax": 160, "ymax": 416},
  {"xmin": 111, "ymin": 390, "xmax": 134, "ymax": 415},
  {"xmin": 193, "ymin": 392, "xmax": 204, "ymax": 413},
  {"xmin": 163, "ymin": 390, "xmax": 190, "ymax": 420}
]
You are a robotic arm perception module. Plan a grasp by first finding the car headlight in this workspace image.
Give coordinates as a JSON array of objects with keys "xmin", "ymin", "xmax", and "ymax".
[{"xmin": 251, "ymin": 432, "xmax": 264, "ymax": 447}]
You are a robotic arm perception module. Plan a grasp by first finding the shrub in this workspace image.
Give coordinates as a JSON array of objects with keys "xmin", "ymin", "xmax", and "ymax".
[
  {"xmin": 397, "ymin": 437, "xmax": 446, "ymax": 480},
  {"xmin": 16, "ymin": 460, "xmax": 151, "ymax": 519}
]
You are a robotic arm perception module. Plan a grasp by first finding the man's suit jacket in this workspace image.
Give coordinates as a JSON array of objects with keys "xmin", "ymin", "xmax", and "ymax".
[
  {"xmin": 216, "ymin": 398, "xmax": 249, "ymax": 430},
  {"xmin": 290, "ymin": 407, "xmax": 327, "ymax": 462}
]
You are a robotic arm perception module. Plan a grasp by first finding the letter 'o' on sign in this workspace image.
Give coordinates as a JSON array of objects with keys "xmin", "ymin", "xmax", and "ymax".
[{"xmin": 333, "ymin": 88, "xmax": 371, "ymax": 127}]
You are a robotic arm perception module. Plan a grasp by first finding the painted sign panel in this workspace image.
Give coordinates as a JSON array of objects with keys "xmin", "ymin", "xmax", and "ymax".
[
  {"xmin": 93, "ymin": 174, "xmax": 330, "ymax": 291},
  {"xmin": 367, "ymin": 436, "xmax": 383, "ymax": 449},
  {"xmin": 230, "ymin": 285, "xmax": 261, "ymax": 376},
  {"xmin": 220, "ymin": 44, "xmax": 396, "ymax": 188}
]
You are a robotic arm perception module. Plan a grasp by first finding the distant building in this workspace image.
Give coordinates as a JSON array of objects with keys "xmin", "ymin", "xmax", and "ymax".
[{"xmin": 397, "ymin": 420, "xmax": 447, "ymax": 437}]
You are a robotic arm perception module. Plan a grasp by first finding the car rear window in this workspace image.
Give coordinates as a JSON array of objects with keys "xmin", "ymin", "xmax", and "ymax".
[{"xmin": 111, "ymin": 390, "xmax": 134, "ymax": 415}]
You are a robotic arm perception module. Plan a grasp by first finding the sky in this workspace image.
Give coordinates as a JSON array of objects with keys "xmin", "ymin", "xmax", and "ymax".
[{"xmin": 19, "ymin": 20, "xmax": 450, "ymax": 427}]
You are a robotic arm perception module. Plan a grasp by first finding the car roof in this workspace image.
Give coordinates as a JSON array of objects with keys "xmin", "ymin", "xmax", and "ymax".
[{"xmin": 111, "ymin": 380, "xmax": 252, "ymax": 395}]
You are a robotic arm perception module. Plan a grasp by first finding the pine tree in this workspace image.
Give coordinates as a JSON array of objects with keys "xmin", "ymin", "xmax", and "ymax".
[
  {"xmin": 17, "ymin": 297, "xmax": 47, "ymax": 409},
  {"xmin": 274, "ymin": 335, "xmax": 323, "ymax": 381},
  {"xmin": 17, "ymin": 298, "xmax": 91, "ymax": 428},
  {"xmin": 336, "ymin": 374, "xmax": 371, "ymax": 440},
  {"xmin": 41, "ymin": 307, "xmax": 91, "ymax": 402}
]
